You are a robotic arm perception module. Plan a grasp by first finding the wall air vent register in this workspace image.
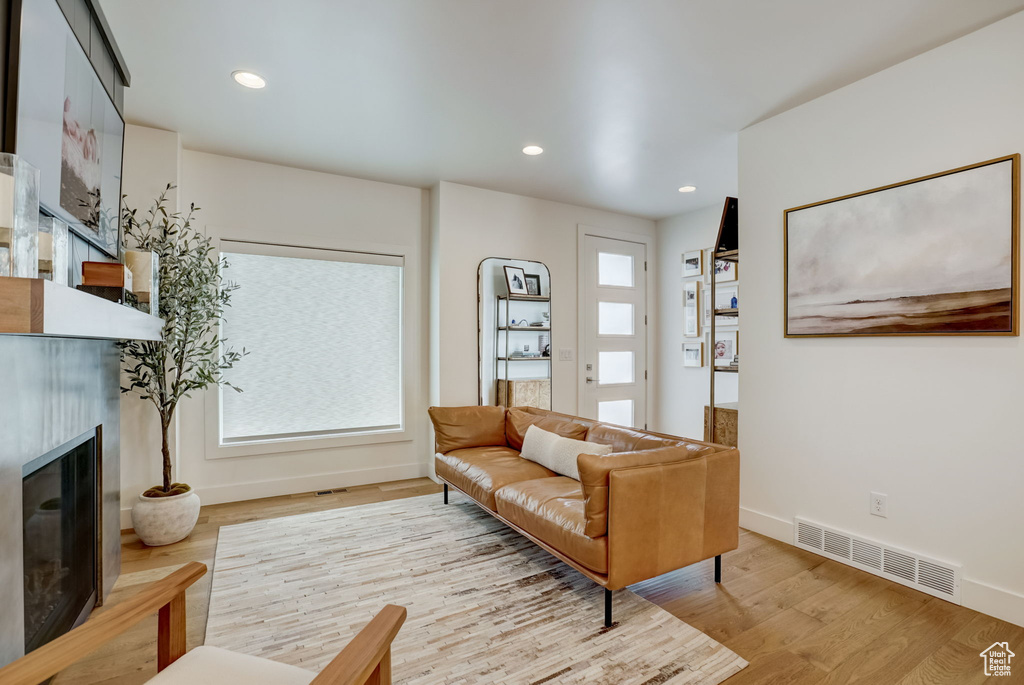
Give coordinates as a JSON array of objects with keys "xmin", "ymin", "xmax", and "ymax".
[{"xmin": 794, "ymin": 517, "xmax": 960, "ymax": 603}]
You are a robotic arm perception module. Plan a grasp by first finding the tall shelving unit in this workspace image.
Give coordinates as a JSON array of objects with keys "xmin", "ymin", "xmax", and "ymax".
[
  {"xmin": 495, "ymin": 294, "xmax": 552, "ymax": 408},
  {"xmin": 708, "ymin": 197, "xmax": 739, "ymax": 445}
]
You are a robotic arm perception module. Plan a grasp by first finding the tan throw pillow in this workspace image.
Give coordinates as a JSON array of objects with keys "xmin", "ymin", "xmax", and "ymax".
[
  {"xmin": 520, "ymin": 425, "xmax": 612, "ymax": 481},
  {"xmin": 505, "ymin": 408, "xmax": 588, "ymax": 450}
]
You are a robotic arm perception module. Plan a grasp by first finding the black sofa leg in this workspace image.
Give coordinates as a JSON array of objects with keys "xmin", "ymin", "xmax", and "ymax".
[
  {"xmin": 604, "ymin": 588, "xmax": 613, "ymax": 627},
  {"xmin": 715, "ymin": 554, "xmax": 722, "ymax": 583},
  {"xmin": 443, "ymin": 483, "xmax": 448, "ymax": 504}
]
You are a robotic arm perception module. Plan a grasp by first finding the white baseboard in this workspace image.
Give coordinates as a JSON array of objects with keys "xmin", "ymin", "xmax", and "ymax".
[
  {"xmin": 739, "ymin": 506, "xmax": 794, "ymax": 542},
  {"xmin": 120, "ymin": 461, "xmax": 430, "ymax": 530},
  {"xmin": 739, "ymin": 506, "xmax": 1024, "ymax": 628},
  {"xmin": 962, "ymin": 578, "xmax": 1024, "ymax": 628}
]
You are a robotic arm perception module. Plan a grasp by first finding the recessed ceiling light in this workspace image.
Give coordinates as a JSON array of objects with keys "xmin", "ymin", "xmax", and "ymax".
[
  {"xmin": 522, "ymin": 145, "xmax": 544, "ymax": 156},
  {"xmin": 232, "ymin": 71, "xmax": 266, "ymax": 89},
  {"xmin": 678, "ymin": 185, "xmax": 697, "ymax": 193}
]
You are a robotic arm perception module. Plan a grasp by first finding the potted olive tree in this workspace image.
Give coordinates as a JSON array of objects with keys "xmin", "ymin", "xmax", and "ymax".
[{"xmin": 120, "ymin": 185, "xmax": 245, "ymax": 546}]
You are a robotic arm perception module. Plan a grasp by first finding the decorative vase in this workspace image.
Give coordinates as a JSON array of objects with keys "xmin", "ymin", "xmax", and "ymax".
[{"xmin": 131, "ymin": 489, "xmax": 201, "ymax": 546}]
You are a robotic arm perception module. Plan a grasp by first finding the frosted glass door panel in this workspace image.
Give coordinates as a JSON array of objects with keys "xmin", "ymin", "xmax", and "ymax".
[
  {"xmin": 598, "ymin": 400, "xmax": 634, "ymax": 427},
  {"xmin": 583, "ymin": 235, "xmax": 647, "ymax": 427},
  {"xmin": 598, "ymin": 252, "xmax": 634, "ymax": 287},
  {"xmin": 598, "ymin": 301, "xmax": 634, "ymax": 336},
  {"xmin": 220, "ymin": 251, "xmax": 403, "ymax": 443},
  {"xmin": 598, "ymin": 350, "xmax": 634, "ymax": 385}
]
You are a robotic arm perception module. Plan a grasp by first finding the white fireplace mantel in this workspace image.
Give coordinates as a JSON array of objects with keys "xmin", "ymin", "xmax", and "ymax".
[{"xmin": 0, "ymin": 277, "xmax": 163, "ymax": 341}]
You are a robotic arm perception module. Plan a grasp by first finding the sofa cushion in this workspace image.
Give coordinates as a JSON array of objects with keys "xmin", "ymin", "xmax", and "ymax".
[
  {"xmin": 495, "ymin": 477, "xmax": 608, "ymax": 574},
  {"xmin": 429, "ymin": 405, "xmax": 507, "ymax": 453},
  {"xmin": 435, "ymin": 446, "xmax": 556, "ymax": 511},
  {"xmin": 520, "ymin": 425, "xmax": 612, "ymax": 480},
  {"xmin": 577, "ymin": 443, "xmax": 719, "ymax": 538},
  {"xmin": 147, "ymin": 646, "xmax": 315, "ymax": 685},
  {"xmin": 505, "ymin": 408, "xmax": 589, "ymax": 450}
]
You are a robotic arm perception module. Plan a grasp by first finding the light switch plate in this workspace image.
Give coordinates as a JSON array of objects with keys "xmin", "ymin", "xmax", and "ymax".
[{"xmin": 558, "ymin": 348, "xmax": 573, "ymax": 361}]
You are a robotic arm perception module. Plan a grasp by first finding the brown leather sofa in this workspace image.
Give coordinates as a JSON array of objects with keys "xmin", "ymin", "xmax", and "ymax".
[{"xmin": 428, "ymin": 405, "xmax": 740, "ymax": 626}]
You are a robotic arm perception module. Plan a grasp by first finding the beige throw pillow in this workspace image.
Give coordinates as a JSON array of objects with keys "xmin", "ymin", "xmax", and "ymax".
[{"xmin": 520, "ymin": 425, "xmax": 613, "ymax": 481}]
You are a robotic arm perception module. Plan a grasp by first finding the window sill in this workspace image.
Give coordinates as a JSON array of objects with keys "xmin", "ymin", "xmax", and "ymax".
[{"xmin": 205, "ymin": 426, "xmax": 412, "ymax": 460}]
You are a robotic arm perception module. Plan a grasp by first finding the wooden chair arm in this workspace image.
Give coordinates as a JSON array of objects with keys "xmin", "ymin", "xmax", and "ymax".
[
  {"xmin": 0, "ymin": 561, "xmax": 207, "ymax": 685},
  {"xmin": 311, "ymin": 604, "xmax": 407, "ymax": 685}
]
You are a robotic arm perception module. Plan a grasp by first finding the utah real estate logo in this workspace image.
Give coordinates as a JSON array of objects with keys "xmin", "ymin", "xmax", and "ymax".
[{"xmin": 980, "ymin": 642, "xmax": 1015, "ymax": 677}]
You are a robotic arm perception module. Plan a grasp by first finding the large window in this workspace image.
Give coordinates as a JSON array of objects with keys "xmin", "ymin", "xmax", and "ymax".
[{"xmin": 218, "ymin": 241, "xmax": 404, "ymax": 445}]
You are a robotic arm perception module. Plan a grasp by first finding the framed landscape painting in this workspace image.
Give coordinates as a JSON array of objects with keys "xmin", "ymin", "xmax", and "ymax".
[{"xmin": 785, "ymin": 155, "xmax": 1020, "ymax": 337}]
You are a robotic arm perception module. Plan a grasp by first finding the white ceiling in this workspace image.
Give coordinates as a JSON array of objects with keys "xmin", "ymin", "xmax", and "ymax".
[{"xmin": 100, "ymin": 0, "xmax": 1024, "ymax": 219}]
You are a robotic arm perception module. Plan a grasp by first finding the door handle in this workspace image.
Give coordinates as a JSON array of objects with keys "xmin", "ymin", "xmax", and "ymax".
[{"xmin": 586, "ymin": 377, "xmax": 594, "ymax": 384}]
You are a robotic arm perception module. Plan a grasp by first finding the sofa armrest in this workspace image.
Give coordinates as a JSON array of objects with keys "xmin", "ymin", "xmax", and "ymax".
[
  {"xmin": 577, "ymin": 443, "xmax": 718, "ymax": 537},
  {"xmin": 605, "ymin": 448, "xmax": 739, "ymax": 589},
  {"xmin": 427, "ymin": 405, "xmax": 507, "ymax": 453}
]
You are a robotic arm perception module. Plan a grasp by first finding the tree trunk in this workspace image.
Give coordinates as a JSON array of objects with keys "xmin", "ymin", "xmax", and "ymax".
[{"xmin": 161, "ymin": 415, "xmax": 172, "ymax": 493}]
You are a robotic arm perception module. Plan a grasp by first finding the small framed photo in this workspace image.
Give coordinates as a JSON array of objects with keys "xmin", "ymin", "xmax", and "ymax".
[
  {"xmin": 683, "ymin": 281, "xmax": 701, "ymax": 337},
  {"xmin": 504, "ymin": 265, "xmax": 529, "ymax": 295},
  {"xmin": 682, "ymin": 250, "xmax": 703, "ymax": 278},
  {"xmin": 713, "ymin": 331, "xmax": 738, "ymax": 366},
  {"xmin": 683, "ymin": 342, "xmax": 703, "ymax": 367},
  {"xmin": 714, "ymin": 258, "xmax": 738, "ymax": 283},
  {"xmin": 524, "ymin": 273, "xmax": 542, "ymax": 296}
]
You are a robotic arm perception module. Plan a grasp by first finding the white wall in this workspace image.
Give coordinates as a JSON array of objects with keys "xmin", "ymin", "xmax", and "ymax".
[
  {"xmin": 431, "ymin": 181, "xmax": 656, "ymax": 415},
  {"xmin": 739, "ymin": 12, "xmax": 1024, "ymax": 626},
  {"xmin": 654, "ymin": 205, "xmax": 738, "ymax": 439},
  {"xmin": 119, "ymin": 134, "xmax": 432, "ymax": 520}
]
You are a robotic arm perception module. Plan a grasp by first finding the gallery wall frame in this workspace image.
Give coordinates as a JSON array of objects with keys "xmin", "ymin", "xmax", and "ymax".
[
  {"xmin": 683, "ymin": 280, "xmax": 700, "ymax": 338},
  {"xmin": 683, "ymin": 342, "xmax": 703, "ymax": 367},
  {"xmin": 682, "ymin": 250, "xmax": 703, "ymax": 278},
  {"xmin": 784, "ymin": 154, "xmax": 1020, "ymax": 338}
]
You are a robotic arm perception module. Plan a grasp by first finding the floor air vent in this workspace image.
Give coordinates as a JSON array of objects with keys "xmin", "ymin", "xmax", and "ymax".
[{"xmin": 793, "ymin": 517, "xmax": 961, "ymax": 604}]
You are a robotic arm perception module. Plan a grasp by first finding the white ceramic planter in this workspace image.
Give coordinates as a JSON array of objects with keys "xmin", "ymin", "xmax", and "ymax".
[{"xmin": 131, "ymin": 489, "xmax": 201, "ymax": 546}]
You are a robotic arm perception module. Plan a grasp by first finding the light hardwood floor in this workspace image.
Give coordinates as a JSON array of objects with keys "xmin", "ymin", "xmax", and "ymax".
[{"xmin": 55, "ymin": 478, "xmax": 1021, "ymax": 684}]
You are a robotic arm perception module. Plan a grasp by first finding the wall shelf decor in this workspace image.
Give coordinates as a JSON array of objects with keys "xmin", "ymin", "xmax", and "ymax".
[
  {"xmin": 478, "ymin": 258, "xmax": 552, "ymax": 409},
  {"xmin": 709, "ymin": 197, "xmax": 739, "ymax": 446}
]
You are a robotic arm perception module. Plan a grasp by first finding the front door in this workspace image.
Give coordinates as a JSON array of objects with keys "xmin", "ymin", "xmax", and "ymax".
[{"xmin": 581, "ymin": 234, "xmax": 647, "ymax": 428}]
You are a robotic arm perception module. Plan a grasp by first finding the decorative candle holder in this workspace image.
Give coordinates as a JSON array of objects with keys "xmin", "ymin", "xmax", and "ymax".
[
  {"xmin": 0, "ymin": 153, "xmax": 41, "ymax": 278},
  {"xmin": 38, "ymin": 216, "xmax": 69, "ymax": 285}
]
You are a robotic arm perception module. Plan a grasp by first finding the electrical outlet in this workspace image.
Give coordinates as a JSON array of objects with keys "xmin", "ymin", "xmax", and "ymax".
[
  {"xmin": 870, "ymin": 492, "xmax": 887, "ymax": 518},
  {"xmin": 558, "ymin": 348, "xmax": 574, "ymax": 361}
]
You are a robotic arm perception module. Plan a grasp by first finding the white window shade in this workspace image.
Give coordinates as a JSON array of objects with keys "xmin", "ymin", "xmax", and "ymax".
[{"xmin": 219, "ymin": 242, "xmax": 403, "ymax": 444}]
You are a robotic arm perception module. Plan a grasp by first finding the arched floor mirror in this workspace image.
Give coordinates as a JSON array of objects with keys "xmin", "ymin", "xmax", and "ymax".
[{"xmin": 478, "ymin": 258, "xmax": 552, "ymax": 409}]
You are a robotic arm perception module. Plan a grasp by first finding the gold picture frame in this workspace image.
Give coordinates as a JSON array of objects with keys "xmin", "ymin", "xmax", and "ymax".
[{"xmin": 784, "ymin": 154, "xmax": 1020, "ymax": 337}]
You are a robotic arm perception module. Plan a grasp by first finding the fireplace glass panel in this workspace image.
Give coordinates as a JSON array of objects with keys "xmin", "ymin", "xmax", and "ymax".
[{"xmin": 22, "ymin": 432, "xmax": 96, "ymax": 653}]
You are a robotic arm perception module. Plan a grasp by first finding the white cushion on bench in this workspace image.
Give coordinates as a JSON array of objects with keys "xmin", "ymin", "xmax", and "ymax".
[{"xmin": 147, "ymin": 646, "xmax": 316, "ymax": 685}]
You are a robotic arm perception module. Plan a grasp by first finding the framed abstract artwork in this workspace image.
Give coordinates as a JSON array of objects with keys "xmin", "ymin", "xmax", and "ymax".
[
  {"xmin": 11, "ymin": 0, "xmax": 125, "ymax": 257},
  {"xmin": 785, "ymin": 155, "xmax": 1019, "ymax": 337}
]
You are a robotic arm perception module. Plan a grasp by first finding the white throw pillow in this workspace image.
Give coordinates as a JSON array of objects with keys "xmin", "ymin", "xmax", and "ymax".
[{"xmin": 520, "ymin": 425, "xmax": 612, "ymax": 480}]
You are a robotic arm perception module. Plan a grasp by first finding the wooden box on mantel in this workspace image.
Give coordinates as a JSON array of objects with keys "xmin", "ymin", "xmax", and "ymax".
[
  {"xmin": 83, "ymin": 261, "xmax": 133, "ymax": 290},
  {"xmin": 498, "ymin": 378, "xmax": 551, "ymax": 410}
]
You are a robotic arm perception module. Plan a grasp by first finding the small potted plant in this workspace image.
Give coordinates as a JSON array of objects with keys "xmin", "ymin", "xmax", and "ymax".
[{"xmin": 119, "ymin": 185, "xmax": 245, "ymax": 546}]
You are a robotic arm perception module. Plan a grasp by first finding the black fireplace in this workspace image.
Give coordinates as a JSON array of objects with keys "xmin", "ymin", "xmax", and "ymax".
[{"xmin": 21, "ymin": 430, "xmax": 98, "ymax": 654}]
